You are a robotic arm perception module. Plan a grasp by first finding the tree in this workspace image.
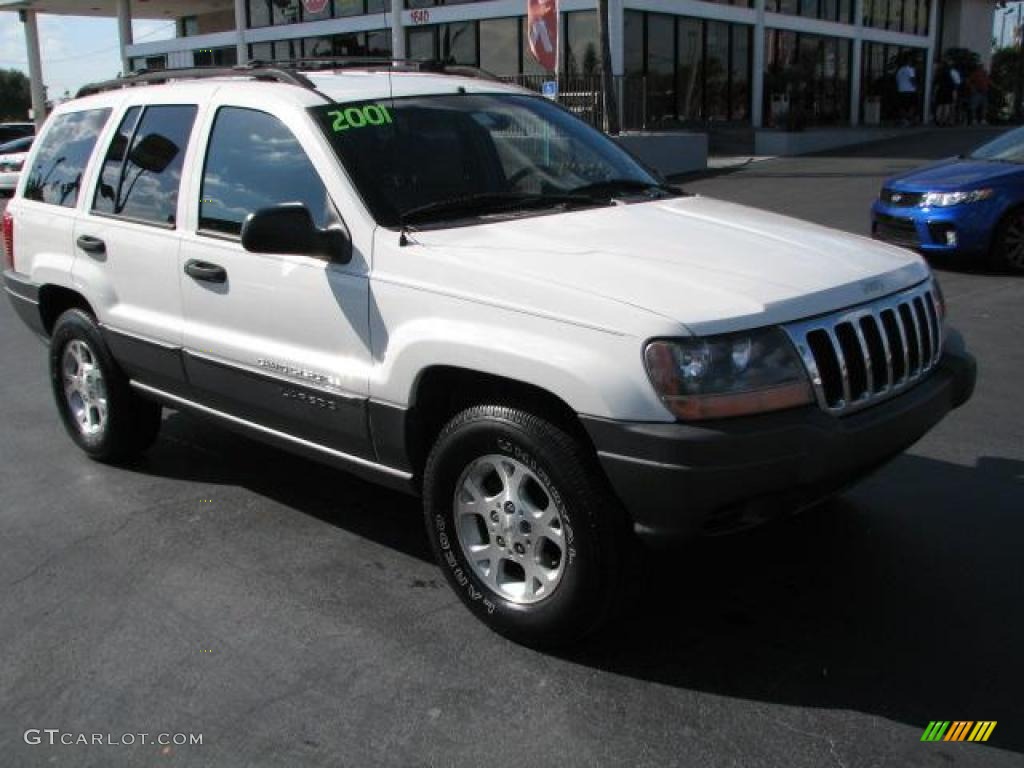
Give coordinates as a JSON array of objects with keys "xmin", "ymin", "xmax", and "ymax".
[{"xmin": 0, "ymin": 68, "xmax": 31, "ymax": 121}]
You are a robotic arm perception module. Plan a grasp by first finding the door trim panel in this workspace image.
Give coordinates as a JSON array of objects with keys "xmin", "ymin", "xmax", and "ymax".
[{"xmin": 131, "ymin": 381, "xmax": 416, "ymax": 494}]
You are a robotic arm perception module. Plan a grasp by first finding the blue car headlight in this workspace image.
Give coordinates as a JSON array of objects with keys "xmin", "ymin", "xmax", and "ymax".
[{"xmin": 921, "ymin": 188, "xmax": 994, "ymax": 207}]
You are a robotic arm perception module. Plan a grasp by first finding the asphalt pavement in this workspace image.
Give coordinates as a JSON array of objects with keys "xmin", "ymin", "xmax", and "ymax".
[{"xmin": 1, "ymin": 127, "xmax": 1022, "ymax": 767}]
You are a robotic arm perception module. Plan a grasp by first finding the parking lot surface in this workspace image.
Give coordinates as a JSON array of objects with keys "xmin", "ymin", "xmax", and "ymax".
[{"xmin": 2, "ymin": 128, "xmax": 1022, "ymax": 767}]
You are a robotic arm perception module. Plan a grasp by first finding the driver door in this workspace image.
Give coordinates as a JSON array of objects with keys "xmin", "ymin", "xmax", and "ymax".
[{"xmin": 178, "ymin": 105, "xmax": 373, "ymax": 458}]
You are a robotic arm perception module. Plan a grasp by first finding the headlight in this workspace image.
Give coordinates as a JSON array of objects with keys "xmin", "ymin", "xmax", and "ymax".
[
  {"xmin": 920, "ymin": 189, "xmax": 993, "ymax": 207},
  {"xmin": 644, "ymin": 328, "xmax": 813, "ymax": 420}
]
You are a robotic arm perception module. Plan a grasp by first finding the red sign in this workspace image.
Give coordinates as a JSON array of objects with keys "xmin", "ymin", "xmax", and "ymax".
[
  {"xmin": 302, "ymin": 0, "xmax": 329, "ymax": 13},
  {"xmin": 527, "ymin": 0, "xmax": 558, "ymax": 72},
  {"xmin": 410, "ymin": 8, "xmax": 430, "ymax": 24}
]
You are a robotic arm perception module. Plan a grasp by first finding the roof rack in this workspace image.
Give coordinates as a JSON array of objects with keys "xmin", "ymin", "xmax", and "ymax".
[
  {"xmin": 74, "ymin": 57, "xmax": 502, "ymax": 100},
  {"xmin": 75, "ymin": 64, "xmax": 317, "ymax": 98},
  {"xmin": 235, "ymin": 57, "xmax": 501, "ymax": 82}
]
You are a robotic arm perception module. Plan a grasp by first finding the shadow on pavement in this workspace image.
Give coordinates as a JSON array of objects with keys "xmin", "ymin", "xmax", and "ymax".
[
  {"xmin": 565, "ymin": 452, "xmax": 1024, "ymax": 754},
  {"xmin": 137, "ymin": 411, "xmax": 1022, "ymax": 753}
]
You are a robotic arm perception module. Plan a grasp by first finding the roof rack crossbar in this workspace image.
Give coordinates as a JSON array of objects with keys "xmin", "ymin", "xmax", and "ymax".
[
  {"xmin": 74, "ymin": 57, "xmax": 502, "ymax": 99},
  {"xmin": 75, "ymin": 64, "xmax": 317, "ymax": 98}
]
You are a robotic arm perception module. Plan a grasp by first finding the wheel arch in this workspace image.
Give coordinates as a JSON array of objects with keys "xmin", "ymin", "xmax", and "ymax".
[
  {"xmin": 402, "ymin": 365, "xmax": 597, "ymax": 480},
  {"xmin": 38, "ymin": 284, "xmax": 96, "ymax": 336}
]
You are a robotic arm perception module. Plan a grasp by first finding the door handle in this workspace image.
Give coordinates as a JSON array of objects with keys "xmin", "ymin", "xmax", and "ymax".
[
  {"xmin": 76, "ymin": 235, "xmax": 106, "ymax": 255},
  {"xmin": 184, "ymin": 259, "xmax": 227, "ymax": 284}
]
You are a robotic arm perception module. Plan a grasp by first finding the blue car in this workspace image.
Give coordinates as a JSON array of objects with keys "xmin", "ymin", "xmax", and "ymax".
[{"xmin": 871, "ymin": 127, "xmax": 1024, "ymax": 273}]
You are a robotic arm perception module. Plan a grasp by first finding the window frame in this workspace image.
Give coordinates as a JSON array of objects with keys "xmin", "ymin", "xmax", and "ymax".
[
  {"xmin": 22, "ymin": 107, "xmax": 112, "ymax": 210},
  {"xmin": 195, "ymin": 105, "xmax": 341, "ymax": 255},
  {"xmin": 87, "ymin": 103, "xmax": 199, "ymax": 231}
]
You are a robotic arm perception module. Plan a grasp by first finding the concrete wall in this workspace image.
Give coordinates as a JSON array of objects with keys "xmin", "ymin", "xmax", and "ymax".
[
  {"xmin": 941, "ymin": 0, "xmax": 995, "ymax": 67},
  {"xmin": 754, "ymin": 126, "xmax": 927, "ymax": 156},
  {"xmin": 613, "ymin": 132, "xmax": 708, "ymax": 177}
]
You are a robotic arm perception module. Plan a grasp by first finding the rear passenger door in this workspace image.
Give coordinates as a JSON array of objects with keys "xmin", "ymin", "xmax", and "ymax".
[
  {"xmin": 178, "ymin": 106, "xmax": 373, "ymax": 459},
  {"xmin": 73, "ymin": 104, "xmax": 199, "ymax": 389}
]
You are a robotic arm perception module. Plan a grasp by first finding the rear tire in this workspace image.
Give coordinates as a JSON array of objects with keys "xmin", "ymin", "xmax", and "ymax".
[
  {"xmin": 49, "ymin": 309, "xmax": 162, "ymax": 462},
  {"xmin": 991, "ymin": 207, "xmax": 1024, "ymax": 273},
  {"xmin": 423, "ymin": 404, "xmax": 631, "ymax": 648}
]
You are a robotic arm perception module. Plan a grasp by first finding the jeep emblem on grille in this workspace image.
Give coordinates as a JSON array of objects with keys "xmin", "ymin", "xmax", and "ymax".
[
  {"xmin": 891, "ymin": 193, "xmax": 902, "ymax": 202},
  {"xmin": 862, "ymin": 278, "xmax": 885, "ymax": 295}
]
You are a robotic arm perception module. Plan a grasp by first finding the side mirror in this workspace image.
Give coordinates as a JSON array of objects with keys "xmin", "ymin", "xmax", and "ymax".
[
  {"xmin": 240, "ymin": 203, "xmax": 352, "ymax": 264},
  {"xmin": 129, "ymin": 133, "xmax": 179, "ymax": 174}
]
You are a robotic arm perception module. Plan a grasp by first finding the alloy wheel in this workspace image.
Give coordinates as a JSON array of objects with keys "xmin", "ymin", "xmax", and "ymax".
[
  {"xmin": 453, "ymin": 454, "xmax": 566, "ymax": 604},
  {"xmin": 61, "ymin": 339, "xmax": 108, "ymax": 437}
]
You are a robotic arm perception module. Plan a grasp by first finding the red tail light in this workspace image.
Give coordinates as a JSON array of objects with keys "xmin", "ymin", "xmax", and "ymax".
[{"xmin": 1, "ymin": 210, "xmax": 13, "ymax": 272}]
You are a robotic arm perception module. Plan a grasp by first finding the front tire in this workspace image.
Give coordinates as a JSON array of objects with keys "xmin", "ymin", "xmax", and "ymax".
[
  {"xmin": 49, "ymin": 309, "xmax": 162, "ymax": 462},
  {"xmin": 991, "ymin": 207, "xmax": 1024, "ymax": 273},
  {"xmin": 423, "ymin": 404, "xmax": 629, "ymax": 647}
]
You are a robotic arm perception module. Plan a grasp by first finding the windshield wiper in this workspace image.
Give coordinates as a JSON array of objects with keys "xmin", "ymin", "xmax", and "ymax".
[
  {"xmin": 569, "ymin": 179, "xmax": 681, "ymax": 199},
  {"xmin": 400, "ymin": 191, "xmax": 600, "ymax": 224}
]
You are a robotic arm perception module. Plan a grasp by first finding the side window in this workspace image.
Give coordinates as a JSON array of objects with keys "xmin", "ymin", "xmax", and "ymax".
[
  {"xmin": 23, "ymin": 108, "xmax": 111, "ymax": 208},
  {"xmin": 200, "ymin": 107, "xmax": 332, "ymax": 237},
  {"xmin": 91, "ymin": 104, "xmax": 197, "ymax": 227}
]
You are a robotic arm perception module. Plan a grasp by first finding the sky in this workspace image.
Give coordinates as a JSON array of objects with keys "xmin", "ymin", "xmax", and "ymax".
[{"xmin": 0, "ymin": 12, "xmax": 175, "ymax": 99}]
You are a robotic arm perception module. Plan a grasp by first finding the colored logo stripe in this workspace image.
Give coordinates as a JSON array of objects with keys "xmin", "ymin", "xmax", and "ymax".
[{"xmin": 921, "ymin": 721, "xmax": 996, "ymax": 742}]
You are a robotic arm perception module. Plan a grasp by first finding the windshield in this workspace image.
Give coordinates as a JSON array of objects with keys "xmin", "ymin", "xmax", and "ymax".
[
  {"xmin": 969, "ymin": 126, "xmax": 1024, "ymax": 163},
  {"xmin": 310, "ymin": 92, "xmax": 666, "ymax": 227}
]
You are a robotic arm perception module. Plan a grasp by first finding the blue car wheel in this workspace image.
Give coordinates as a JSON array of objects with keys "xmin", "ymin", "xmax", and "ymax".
[{"xmin": 992, "ymin": 208, "xmax": 1024, "ymax": 273}]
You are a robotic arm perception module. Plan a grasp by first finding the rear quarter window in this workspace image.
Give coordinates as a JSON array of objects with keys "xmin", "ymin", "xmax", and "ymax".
[{"xmin": 23, "ymin": 108, "xmax": 111, "ymax": 208}]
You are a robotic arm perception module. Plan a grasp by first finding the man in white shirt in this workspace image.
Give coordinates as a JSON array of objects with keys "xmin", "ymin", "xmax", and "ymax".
[{"xmin": 896, "ymin": 57, "xmax": 918, "ymax": 125}]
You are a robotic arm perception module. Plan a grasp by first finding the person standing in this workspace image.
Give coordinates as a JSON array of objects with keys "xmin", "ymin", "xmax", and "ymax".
[
  {"xmin": 896, "ymin": 56, "xmax": 918, "ymax": 126},
  {"xmin": 934, "ymin": 60, "xmax": 954, "ymax": 126},
  {"xmin": 968, "ymin": 65, "xmax": 991, "ymax": 125},
  {"xmin": 948, "ymin": 62, "xmax": 964, "ymax": 124}
]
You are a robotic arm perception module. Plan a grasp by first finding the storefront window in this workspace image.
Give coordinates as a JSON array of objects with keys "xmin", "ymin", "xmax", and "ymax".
[
  {"xmin": 565, "ymin": 11, "xmax": 599, "ymax": 76},
  {"xmin": 764, "ymin": 29, "xmax": 851, "ymax": 127},
  {"xmin": 677, "ymin": 18, "xmax": 703, "ymax": 121},
  {"xmin": 647, "ymin": 13, "xmax": 675, "ymax": 123},
  {"xmin": 408, "ymin": 26, "xmax": 436, "ymax": 60},
  {"xmin": 480, "ymin": 17, "xmax": 520, "ymax": 76},
  {"xmin": 768, "ymin": 0, "xmax": 852, "ymax": 23},
  {"xmin": 862, "ymin": 43, "xmax": 924, "ymax": 122},
  {"xmin": 865, "ymin": 0, "xmax": 928, "ymax": 33},
  {"xmin": 335, "ymin": 0, "xmax": 363, "ymax": 17},
  {"xmin": 625, "ymin": 11, "xmax": 751, "ymax": 126},
  {"xmin": 440, "ymin": 21, "xmax": 477, "ymax": 65}
]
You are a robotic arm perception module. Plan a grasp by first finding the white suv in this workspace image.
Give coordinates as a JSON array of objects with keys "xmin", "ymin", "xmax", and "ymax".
[{"xmin": 2, "ymin": 64, "xmax": 976, "ymax": 646}]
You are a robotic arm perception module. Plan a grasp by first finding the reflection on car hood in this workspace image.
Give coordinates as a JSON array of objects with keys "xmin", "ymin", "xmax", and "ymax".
[
  {"xmin": 408, "ymin": 195, "xmax": 928, "ymax": 335},
  {"xmin": 887, "ymin": 158, "xmax": 1024, "ymax": 190}
]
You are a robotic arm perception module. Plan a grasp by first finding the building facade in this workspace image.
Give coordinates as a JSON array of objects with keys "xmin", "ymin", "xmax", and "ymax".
[{"xmin": 103, "ymin": 0, "xmax": 1001, "ymax": 129}]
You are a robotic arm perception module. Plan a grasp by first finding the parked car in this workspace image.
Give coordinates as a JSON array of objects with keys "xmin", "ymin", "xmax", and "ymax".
[
  {"xmin": 872, "ymin": 125, "xmax": 1024, "ymax": 272},
  {"xmin": 0, "ymin": 136, "xmax": 33, "ymax": 196},
  {"xmin": 3, "ymin": 65, "xmax": 976, "ymax": 647},
  {"xmin": 0, "ymin": 122, "xmax": 35, "ymax": 144}
]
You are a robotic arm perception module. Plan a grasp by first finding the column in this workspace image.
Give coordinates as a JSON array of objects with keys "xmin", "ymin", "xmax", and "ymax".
[
  {"xmin": 850, "ymin": 0, "xmax": 863, "ymax": 125},
  {"xmin": 117, "ymin": 0, "xmax": 133, "ymax": 75},
  {"xmin": 391, "ymin": 1, "xmax": 406, "ymax": 59},
  {"xmin": 751, "ymin": 0, "xmax": 766, "ymax": 128},
  {"xmin": 20, "ymin": 10, "xmax": 46, "ymax": 129},
  {"xmin": 235, "ymin": 0, "xmax": 249, "ymax": 64},
  {"xmin": 923, "ymin": 0, "xmax": 940, "ymax": 124}
]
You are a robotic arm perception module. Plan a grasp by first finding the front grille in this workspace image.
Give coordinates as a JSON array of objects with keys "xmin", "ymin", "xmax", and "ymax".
[
  {"xmin": 880, "ymin": 188, "xmax": 924, "ymax": 207},
  {"xmin": 873, "ymin": 213, "xmax": 919, "ymax": 248},
  {"xmin": 783, "ymin": 281, "xmax": 943, "ymax": 416}
]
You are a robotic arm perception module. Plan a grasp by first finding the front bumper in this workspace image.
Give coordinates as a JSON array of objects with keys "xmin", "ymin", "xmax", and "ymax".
[
  {"xmin": 583, "ymin": 329, "xmax": 976, "ymax": 544},
  {"xmin": 871, "ymin": 199, "xmax": 1000, "ymax": 255}
]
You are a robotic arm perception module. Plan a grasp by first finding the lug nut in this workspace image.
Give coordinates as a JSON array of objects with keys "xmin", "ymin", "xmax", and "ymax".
[
  {"xmin": 496, "ymin": 536, "xmax": 505, "ymax": 548},
  {"xmin": 514, "ymin": 542, "xmax": 525, "ymax": 555},
  {"xmin": 490, "ymin": 510, "xmax": 499, "ymax": 522},
  {"xmin": 504, "ymin": 501, "xmax": 515, "ymax": 514}
]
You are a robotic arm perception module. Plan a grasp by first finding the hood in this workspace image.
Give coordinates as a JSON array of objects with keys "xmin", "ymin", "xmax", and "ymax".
[
  {"xmin": 888, "ymin": 158, "xmax": 1024, "ymax": 190},
  {"xmin": 409, "ymin": 195, "xmax": 929, "ymax": 335}
]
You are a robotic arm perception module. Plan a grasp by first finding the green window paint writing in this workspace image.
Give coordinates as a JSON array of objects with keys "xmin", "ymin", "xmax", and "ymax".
[{"xmin": 329, "ymin": 105, "xmax": 393, "ymax": 132}]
